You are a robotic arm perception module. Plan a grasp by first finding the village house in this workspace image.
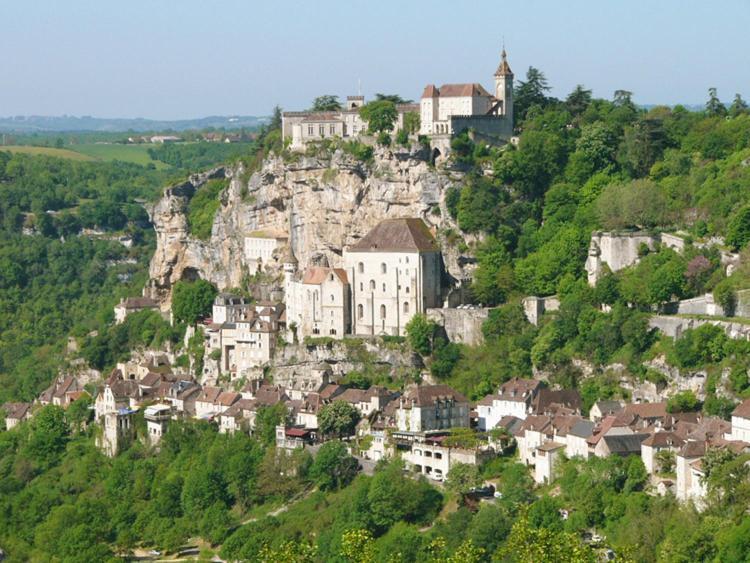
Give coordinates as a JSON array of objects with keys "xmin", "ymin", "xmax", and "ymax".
[
  {"xmin": 344, "ymin": 218, "xmax": 443, "ymax": 337},
  {"xmin": 3, "ymin": 402, "xmax": 32, "ymax": 430},
  {"xmin": 399, "ymin": 433, "xmax": 494, "ymax": 481},
  {"xmin": 95, "ymin": 370, "xmax": 143, "ymax": 420},
  {"xmin": 641, "ymin": 431, "xmax": 685, "ymax": 474},
  {"xmin": 276, "ymin": 425, "xmax": 316, "ymax": 450},
  {"xmin": 395, "ymin": 384, "xmax": 469, "ymax": 432},
  {"xmin": 589, "ymin": 400, "xmax": 623, "ymax": 422},
  {"xmin": 728, "ymin": 398, "xmax": 750, "ymax": 442},
  {"xmin": 144, "ymin": 403, "xmax": 172, "ymax": 445},
  {"xmin": 195, "ymin": 387, "xmax": 240, "ymax": 419},
  {"xmin": 38, "ymin": 375, "xmax": 82, "ymax": 407},
  {"xmin": 113, "ymin": 296, "xmax": 159, "ymax": 324},
  {"xmin": 218, "ymin": 399, "xmax": 257, "ymax": 434},
  {"xmin": 98, "ymin": 408, "xmax": 137, "ymax": 457},
  {"xmin": 476, "ymin": 378, "xmax": 542, "ymax": 430}
]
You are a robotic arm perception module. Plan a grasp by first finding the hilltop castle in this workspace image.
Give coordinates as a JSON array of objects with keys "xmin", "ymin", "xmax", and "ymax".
[{"xmin": 281, "ymin": 49, "xmax": 514, "ymax": 150}]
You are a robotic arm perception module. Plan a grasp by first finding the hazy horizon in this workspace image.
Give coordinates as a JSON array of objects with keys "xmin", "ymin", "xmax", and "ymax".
[{"xmin": 1, "ymin": 0, "xmax": 748, "ymax": 120}]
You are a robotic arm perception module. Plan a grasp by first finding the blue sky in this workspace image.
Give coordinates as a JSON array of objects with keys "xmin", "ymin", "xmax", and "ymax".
[{"xmin": 1, "ymin": 0, "xmax": 747, "ymax": 119}]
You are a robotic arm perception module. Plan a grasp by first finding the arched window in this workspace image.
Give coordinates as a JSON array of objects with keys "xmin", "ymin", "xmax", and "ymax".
[
  {"xmin": 369, "ymin": 280, "xmax": 376, "ymax": 291},
  {"xmin": 406, "ymin": 286, "xmax": 410, "ymax": 294},
  {"xmin": 403, "ymin": 301, "xmax": 409, "ymax": 314},
  {"xmin": 405, "ymin": 257, "xmax": 409, "ymax": 263},
  {"xmin": 381, "ymin": 263, "xmax": 387, "ymax": 274},
  {"xmin": 329, "ymin": 273, "xmax": 334, "ymax": 281},
  {"xmin": 380, "ymin": 304, "xmax": 386, "ymax": 319},
  {"xmin": 330, "ymin": 294, "xmax": 334, "ymax": 302},
  {"xmin": 358, "ymin": 262, "xmax": 364, "ymax": 273},
  {"xmin": 357, "ymin": 304, "xmax": 364, "ymax": 319},
  {"xmin": 382, "ymin": 283, "xmax": 386, "ymax": 292}
]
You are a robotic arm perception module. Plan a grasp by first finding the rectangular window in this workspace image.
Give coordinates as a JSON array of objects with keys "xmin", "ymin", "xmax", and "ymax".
[
  {"xmin": 330, "ymin": 125, "xmax": 335, "ymax": 135},
  {"xmin": 319, "ymin": 125, "xmax": 325, "ymax": 136},
  {"xmin": 308, "ymin": 125, "xmax": 313, "ymax": 136}
]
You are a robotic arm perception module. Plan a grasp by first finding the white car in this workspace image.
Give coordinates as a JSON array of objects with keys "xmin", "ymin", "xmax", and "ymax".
[
  {"xmin": 429, "ymin": 473, "xmax": 444, "ymax": 482},
  {"xmin": 148, "ymin": 550, "xmax": 161, "ymax": 557}
]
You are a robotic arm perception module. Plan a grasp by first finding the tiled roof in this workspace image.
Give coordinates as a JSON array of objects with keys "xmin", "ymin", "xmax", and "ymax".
[
  {"xmin": 494, "ymin": 49, "xmax": 513, "ymax": 77},
  {"xmin": 3, "ymin": 402, "xmax": 32, "ymax": 420},
  {"xmin": 521, "ymin": 415, "xmax": 551, "ymax": 433},
  {"xmin": 532, "ymin": 389, "xmax": 581, "ymax": 415},
  {"xmin": 569, "ymin": 419, "xmax": 595, "ymax": 438},
  {"xmin": 402, "ymin": 384, "xmax": 467, "ymax": 407},
  {"xmin": 349, "ymin": 218, "xmax": 438, "ymax": 253},
  {"xmin": 642, "ymin": 431, "xmax": 685, "ymax": 448},
  {"xmin": 421, "ymin": 83, "xmax": 493, "ymax": 99},
  {"xmin": 592, "ymin": 400, "xmax": 622, "ymax": 415},
  {"xmin": 495, "ymin": 415, "xmax": 524, "ymax": 436},
  {"xmin": 217, "ymin": 391, "xmax": 240, "ymax": 407},
  {"xmin": 197, "ymin": 387, "xmax": 221, "ymax": 404},
  {"xmin": 732, "ymin": 398, "xmax": 750, "ymax": 419},
  {"xmin": 302, "ymin": 267, "xmax": 349, "ymax": 285},
  {"xmin": 680, "ymin": 440, "xmax": 707, "ymax": 458},
  {"xmin": 119, "ymin": 297, "xmax": 158, "ymax": 310},
  {"xmin": 300, "ymin": 112, "xmax": 342, "ymax": 123},
  {"xmin": 110, "ymin": 379, "xmax": 141, "ymax": 399},
  {"xmin": 622, "ymin": 402, "xmax": 667, "ymax": 420},
  {"xmin": 497, "ymin": 378, "xmax": 541, "ymax": 402}
]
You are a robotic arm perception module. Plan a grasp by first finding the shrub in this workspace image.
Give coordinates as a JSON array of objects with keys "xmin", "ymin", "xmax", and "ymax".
[{"xmin": 187, "ymin": 178, "xmax": 226, "ymax": 240}]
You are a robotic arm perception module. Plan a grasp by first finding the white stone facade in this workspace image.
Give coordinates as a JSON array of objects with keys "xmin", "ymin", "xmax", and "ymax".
[
  {"xmin": 244, "ymin": 230, "xmax": 288, "ymax": 273},
  {"xmin": 285, "ymin": 266, "xmax": 351, "ymax": 340}
]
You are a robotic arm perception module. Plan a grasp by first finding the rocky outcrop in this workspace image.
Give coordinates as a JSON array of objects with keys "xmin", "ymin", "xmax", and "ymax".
[{"xmin": 146, "ymin": 145, "xmax": 472, "ymax": 306}]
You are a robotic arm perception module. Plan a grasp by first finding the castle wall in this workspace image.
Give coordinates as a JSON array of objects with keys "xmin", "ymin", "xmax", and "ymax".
[
  {"xmin": 426, "ymin": 306, "xmax": 491, "ymax": 346},
  {"xmin": 450, "ymin": 114, "xmax": 513, "ymax": 140},
  {"xmin": 585, "ymin": 232, "xmax": 657, "ymax": 285},
  {"xmin": 522, "ymin": 295, "xmax": 560, "ymax": 326}
]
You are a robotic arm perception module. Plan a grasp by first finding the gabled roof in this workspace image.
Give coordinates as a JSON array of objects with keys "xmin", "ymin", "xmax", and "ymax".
[
  {"xmin": 642, "ymin": 431, "xmax": 685, "ymax": 448},
  {"xmin": 732, "ymin": 398, "xmax": 750, "ymax": 419},
  {"xmin": 420, "ymin": 83, "xmax": 493, "ymax": 99},
  {"xmin": 348, "ymin": 218, "xmax": 438, "ymax": 253},
  {"xmin": 497, "ymin": 378, "xmax": 542, "ymax": 402},
  {"xmin": 679, "ymin": 439, "xmax": 707, "ymax": 458},
  {"xmin": 569, "ymin": 419, "xmax": 595, "ymax": 439},
  {"xmin": 602, "ymin": 433, "xmax": 649, "ymax": 454},
  {"xmin": 402, "ymin": 384, "xmax": 467, "ymax": 407},
  {"xmin": 532, "ymin": 389, "xmax": 582, "ymax": 415},
  {"xmin": 302, "ymin": 267, "xmax": 349, "ymax": 285},
  {"xmin": 3, "ymin": 402, "xmax": 32, "ymax": 420},
  {"xmin": 496, "ymin": 415, "xmax": 524, "ymax": 436},
  {"xmin": 622, "ymin": 402, "xmax": 667, "ymax": 420},
  {"xmin": 521, "ymin": 414, "xmax": 552, "ymax": 433},
  {"xmin": 217, "ymin": 391, "xmax": 241, "ymax": 407},
  {"xmin": 118, "ymin": 296, "xmax": 158, "ymax": 310},
  {"xmin": 592, "ymin": 400, "xmax": 622, "ymax": 415},
  {"xmin": 197, "ymin": 386, "xmax": 221, "ymax": 404}
]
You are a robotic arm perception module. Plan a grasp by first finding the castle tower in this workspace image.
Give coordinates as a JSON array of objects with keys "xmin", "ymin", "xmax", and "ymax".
[{"xmin": 494, "ymin": 48, "xmax": 514, "ymax": 121}]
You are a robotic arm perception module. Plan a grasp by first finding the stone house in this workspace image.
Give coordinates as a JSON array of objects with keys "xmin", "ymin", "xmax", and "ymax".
[
  {"xmin": 218, "ymin": 399, "xmax": 257, "ymax": 434},
  {"xmin": 345, "ymin": 218, "xmax": 443, "ymax": 337},
  {"xmin": 244, "ymin": 229, "xmax": 288, "ymax": 273},
  {"xmin": 675, "ymin": 440, "xmax": 708, "ymax": 505},
  {"xmin": 400, "ymin": 433, "xmax": 492, "ymax": 481},
  {"xmin": 729, "ymin": 399, "xmax": 750, "ymax": 442},
  {"xmin": 144, "ymin": 403, "xmax": 172, "ymax": 445},
  {"xmin": 38, "ymin": 375, "xmax": 81, "ymax": 407},
  {"xmin": 476, "ymin": 378, "xmax": 542, "ymax": 430},
  {"xmin": 97, "ymin": 408, "xmax": 136, "ymax": 457},
  {"xmin": 534, "ymin": 442, "xmax": 566, "ymax": 484},
  {"xmin": 284, "ymin": 265, "xmax": 351, "ymax": 340},
  {"xmin": 395, "ymin": 385, "xmax": 469, "ymax": 432},
  {"xmin": 565, "ymin": 420, "xmax": 595, "ymax": 459},
  {"xmin": 195, "ymin": 387, "xmax": 240, "ymax": 419},
  {"xmin": 95, "ymin": 371, "xmax": 142, "ymax": 420},
  {"xmin": 589, "ymin": 400, "xmax": 623, "ymax": 422},
  {"xmin": 594, "ymin": 433, "xmax": 650, "ymax": 458},
  {"xmin": 276, "ymin": 425, "xmax": 316, "ymax": 450},
  {"xmin": 641, "ymin": 431, "xmax": 685, "ymax": 474},
  {"xmin": 114, "ymin": 296, "xmax": 159, "ymax": 324},
  {"xmin": 3, "ymin": 402, "xmax": 32, "ymax": 430}
]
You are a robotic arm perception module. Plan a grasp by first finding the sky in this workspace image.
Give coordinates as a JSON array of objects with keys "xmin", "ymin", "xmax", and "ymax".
[{"xmin": 1, "ymin": 0, "xmax": 748, "ymax": 120}]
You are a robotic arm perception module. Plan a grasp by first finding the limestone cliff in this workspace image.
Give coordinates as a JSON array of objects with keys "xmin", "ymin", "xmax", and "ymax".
[{"xmin": 146, "ymin": 145, "xmax": 474, "ymax": 306}]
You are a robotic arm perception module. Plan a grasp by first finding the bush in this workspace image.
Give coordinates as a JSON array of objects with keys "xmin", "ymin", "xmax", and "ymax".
[
  {"xmin": 405, "ymin": 314, "xmax": 437, "ymax": 356},
  {"xmin": 172, "ymin": 279, "xmax": 218, "ymax": 325},
  {"xmin": 377, "ymin": 132, "xmax": 392, "ymax": 147},
  {"xmin": 187, "ymin": 178, "xmax": 226, "ymax": 240},
  {"xmin": 396, "ymin": 129, "xmax": 409, "ymax": 146},
  {"xmin": 342, "ymin": 141, "xmax": 373, "ymax": 162}
]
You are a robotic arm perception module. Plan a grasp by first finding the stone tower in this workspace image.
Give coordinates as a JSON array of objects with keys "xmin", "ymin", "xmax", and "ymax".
[{"xmin": 494, "ymin": 48, "xmax": 514, "ymax": 122}]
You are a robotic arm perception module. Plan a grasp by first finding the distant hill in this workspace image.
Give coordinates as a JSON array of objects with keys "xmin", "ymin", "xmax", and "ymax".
[{"xmin": 0, "ymin": 114, "xmax": 270, "ymax": 133}]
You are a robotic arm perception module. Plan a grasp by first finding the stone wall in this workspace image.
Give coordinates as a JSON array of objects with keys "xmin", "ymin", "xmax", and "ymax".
[
  {"xmin": 585, "ymin": 231, "xmax": 657, "ymax": 285},
  {"xmin": 522, "ymin": 296, "xmax": 560, "ymax": 326},
  {"xmin": 663, "ymin": 294, "xmax": 725, "ymax": 317},
  {"xmin": 450, "ymin": 114, "xmax": 513, "ymax": 142},
  {"xmin": 426, "ymin": 306, "xmax": 491, "ymax": 346},
  {"xmin": 649, "ymin": 315, "xmax": 750, "ymax": 340}
]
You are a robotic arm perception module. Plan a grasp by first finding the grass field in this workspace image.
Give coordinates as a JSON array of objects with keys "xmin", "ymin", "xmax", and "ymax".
[
  {"xmin": 1, "ymin": 143, "xmax": 171, "ymax": 168},
  {"xmin": 70, "ymin": 143, "xmax": 170, "ymax": 168},
  {"xmin": 0, "ymin": 145, "xmax": 96, "ymax": 161}
]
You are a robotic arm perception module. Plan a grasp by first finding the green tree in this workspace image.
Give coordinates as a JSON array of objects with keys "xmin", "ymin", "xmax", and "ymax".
[
  {"xmin": 318, "ymin": 400, "xmax": 360, "ymax": 439},
  {"xmin": 254, "ymin": 402, "xmax": 289, "ymax": 445},
  {"xmin": 728, "ymin": 93, "xmax": 749, "ymax": 118},
  {"xmin": 445, "ymin": 463, "xmax": 481, "ymax": 496},
  {"xmin": 309, "ymin": 440, "xmax": 358, "ymax": 491},
  {"xmin": 311, "ymin": 95, "xmax": 342, "ymax": 111},
  {"xmin": 565, "ymin": 84, "xmax": 592, "ymax": 116},
  {"xmin": 360, "ymin": 100, "xmax": 398, "ymax": 133},
  {"xmin": 403, "ymin": 111, "xmax": 420, "ymax": 134},
  {"xmin": 666, "ymin": 390, "xmax": 701, "ymax": 413},
  {"xmin": 405, "ymin": 314, "xmax": 438, "ymax": 356},
  {"xmin": 374, "ymin": 93, "xmax": 412, "ymax": 104},
  {"xmin": 181, "ymin": 467, "xmax": 232, "ymax": 515},
  {"xmin": 171, "ymin": 279, "xmax": 218, "ymax": 325},
  {"xmin": 514, "ymin": 67, "xmax": 552, "ymax": 122},
  {"xmin": 496, "ymin": 513, "xmax": 597, "ymax": 563},
  {"xmin": 340, "ymin": 528, "xmax": 375, "ymax": 563},
  {"xmin": 705, "ymin": 87, "xmax": 727, "ymax": 117},
  {"xmin": 25, "ymin": 405, "xmax": 69, "ymax": 467},
  {"xmin": 726, "ymin": 205, "xmax": 750, "ymax": 251}
]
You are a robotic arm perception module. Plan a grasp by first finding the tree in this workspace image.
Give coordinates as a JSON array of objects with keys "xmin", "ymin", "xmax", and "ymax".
[
  {"xmin": 666, "ymin": 390, "xmax": 700, "ymax": 413},
  {"xmin": 705, "ymin": 87, "xmax": 727, "ymax": 117},
  {"xmin": 181, "ymin": 467, "xmax": 232, "ymax": 515},
  {"xmin": 514, "ymin": 67, "xmax": 552, "ymax": 122},
  {"xmin": 309, "ymin": 440, "xmax": 358, "ymax": 491},
  {"xmin": 726, "ymin": 205, "xmax": 750, "ymax": 251},
  {"xmin": 471, "ymin": 237, "xmax": 514, "ymax": 305},
  {"xmin": 405, "ymin": 314, "xmax": 437, "ymax": 356},
  {"xmin": 311, "ymin": 95, "xmax": 342, "ymax": 112},
  {"xmin": 728, "ymin": 93, "xmax": 749, "ymax": 118},
  {"xmin": 445, "ymin": 463, "xmax": 481, "ymax": 496},
  {"xmin": 374, "ymin": 93, "xmax": 413, "ymax": 104},
  {"xmin": 340, "ymin": 528, "xmax": 375, "ymax": 563},
  {"xmin": 318, "ymin": 400, "xmax": 360, "ymax": 439},
  {"xmin": 359, "ymin": 100, "xmax": 398, "ymax": 133},
  {"xmin": 25, "ymin": 405, "xmax": 69, "ymax": 467},
  {"xmin": 595, "ymin": 179, "xmax": 670, "ymax": 230},
  {"xmin": 254, "ymin": 403, "xmax": 289, "ymax": 446},
  {"xmin": 403, "ymin": 111, "xmax": 420, "ymax": 134},
  {"xmin": 171, "ymin": 279, "xmax": 218, "ymax": 325},
  {"xmin": 496, "ymin": 513, "xmax": 597, "ymax": 563},
  {"xmin": 565, "ymin": 85, "xmax": 592, "ymax": 116}
]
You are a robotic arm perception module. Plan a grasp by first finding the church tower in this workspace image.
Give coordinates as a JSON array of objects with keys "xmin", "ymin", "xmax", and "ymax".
[{"xmin": 494, "ymin": 48, "xmax": 514, "ymax": 122}]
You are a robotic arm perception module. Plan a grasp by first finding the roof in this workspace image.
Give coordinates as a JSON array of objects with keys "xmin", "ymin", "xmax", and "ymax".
[
  {"xmin": 3, "ymin": 402, "xmax": 32, "ymax": 420},
  {"xmin": 402, "ymin": 385, "xmax": 468, "ymax": 407},
  {"xmin": 495, "ymin": 415, "xmax": 524, "ymax": 436},
  {"xmin": 247, "ymin": 228, "xmax": 288, "ymax": 240},
  {"xmin": 569, "ymin": 420, "xmax": 595, "ymax": 438},
  {"xmin": 592, "ymin": 400, "xmax": 623, "ymax": 415},
  {"xmin": 420, "ymin": 83, "xmax": 493, "ymax": 99},
  {"xmin": 732, "ymin": 398, "xmax": 750, "ymax": 419},
  {"xmin": 301, "ymin": 112, "xmax": 342, "ymax": 123},
  {"xmin": 538, "ymin": 441, "xmax": 566, "ymax": 452},
  {"xmin": 197, "ymin": 387, "xmax": 221, "ymax": 404},
  {"xmin": 53, "ymin": 376, "xmax": 77, "ymax": 398},
  {"xmin": 285, "ymin": 427, "xmax": 313, "ymax": 438},
  {"xmin": 680, "ymin": 440, "xmax": 707, "ymax": 458},
  {"xmin": 348, "ymin": 218, "xmax": 439, "ymax": 253},
  {"xmin": 521, "ymin": 415, "xmax": 552, "ymax": 433},
  {"xmin": 110, "ymin": 379, "xmax": 141, "ymax": 400},
  {"xmin": 642, "ymin": 431, "xmax": 685, "ymax": 448},
  {"xmin": 302, "ymin": 267, "xmax": 349, "ymax": 285},
  {"xmin": 601, "ymin": 433, "xmax": 649, "ymax": 454},
  {"xmin": 622, "ymin": 402, "xmax": 667, "ymax": 420},
  {"xmin": 140, "ymin": 372, "xmax": 162, "ymax": 388},
  {"xmin": 118, "ymin": 296, "xmax": 158, "ymax": 310},
  {"xmin": 532, "ymin": 389, "xmax": 582, "ymax": 415},
  {"xmin": 319, "ymin": 383, "xmax": 343, "ymax": 400},
  {"xmin": 494, "ymin": 49, "xmax": 513, "ymax": 77},
  {"xmin": 217, "ymin": 391, "xmax": 240, "ymax": 407},
  {"xmin": 497, "ymin": 378, "xmax": 542, "ymax": 402}
]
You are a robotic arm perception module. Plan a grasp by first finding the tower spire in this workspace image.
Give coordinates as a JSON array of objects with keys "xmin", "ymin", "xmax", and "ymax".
[{"xmin": 495, "ymin": 44, "xmax": 513, "ymax": 77}]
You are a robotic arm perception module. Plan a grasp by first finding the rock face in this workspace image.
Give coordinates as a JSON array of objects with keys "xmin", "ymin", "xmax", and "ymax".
[{"xmin": 147, "ymin": 145, "xmax": 472, "ymax": 306}]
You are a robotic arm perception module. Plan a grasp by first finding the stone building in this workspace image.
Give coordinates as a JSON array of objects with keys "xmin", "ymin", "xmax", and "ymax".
[
  {"xmin": 114, "ymin": 296, "xmax": 159, "ymax": 324},
  {"xmin": 284, "ymin": 263, "xmax": 351, "ymax": 340},
  {"xmin": 244, "ymin": 229, "xmax": 289, "ymax": 273},
  {"xmin": 419, "ymin": 49, "xmax": 513, "ymax": 139},
  {"xmin": 282, "ymin": 95, "xmax": 419, "ymax": 150},
  {"xmin": 344, "ymin": 218, "xmax": 442, "ymax": 337},
  {"xmin": 395, "ymin": 384, "xmax": 469, "ymax": 432},
  {"xmin": 97, "ymin": 408, "xmax": 136, "ymax": 457}
]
